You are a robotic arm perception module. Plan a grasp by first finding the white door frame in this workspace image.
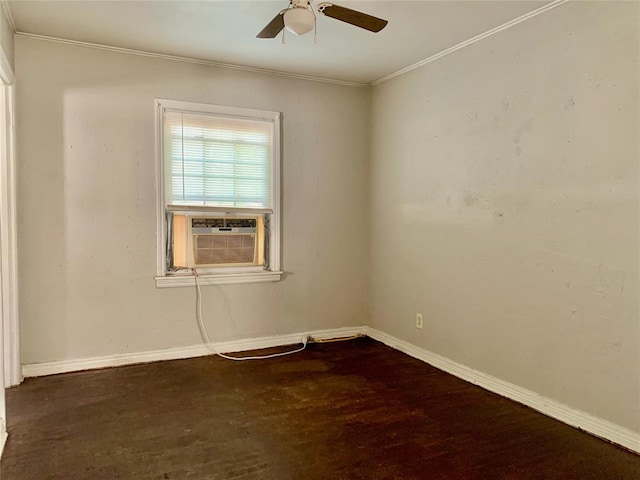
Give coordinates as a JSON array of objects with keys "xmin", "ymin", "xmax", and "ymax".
[{"xmin": 0, "ymin": 45, "xmax": 20, "ymax": 388}]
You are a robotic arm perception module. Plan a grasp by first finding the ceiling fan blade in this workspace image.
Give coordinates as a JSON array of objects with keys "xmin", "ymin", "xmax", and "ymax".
[
  {"xmin": 318, "ymin": 3, "xmax": 388, "ymax": 33},
  {"xmin": 256, "ymin": 11, "xmax": 286, "ymax": 38}
]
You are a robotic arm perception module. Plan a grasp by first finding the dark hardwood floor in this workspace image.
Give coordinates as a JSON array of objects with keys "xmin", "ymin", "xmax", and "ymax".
[{"xmin": 2, "ymin": 337, "xmax": 639, "ymax": 479}]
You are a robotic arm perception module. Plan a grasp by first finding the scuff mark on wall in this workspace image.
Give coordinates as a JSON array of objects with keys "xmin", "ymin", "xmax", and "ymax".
[
  {"xmin": 513, "ymin": 118, "xmax": 535, "ymax": 145},
  {"xmin": 565, "ymin": 96, "xmax": 576, "ymax": 109}
]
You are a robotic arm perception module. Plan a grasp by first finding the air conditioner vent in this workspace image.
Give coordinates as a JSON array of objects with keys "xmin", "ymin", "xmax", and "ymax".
[
  {"xmin": 194, "ymin": 234, "xmax": 256, "ymax": 265},
  {"xmin": 191, "ymin": 218, "xmax": 257, "ymax": 229},
  {"xmin": 170, "ymin": 213, "xmax": 266, "ymax": 269}
]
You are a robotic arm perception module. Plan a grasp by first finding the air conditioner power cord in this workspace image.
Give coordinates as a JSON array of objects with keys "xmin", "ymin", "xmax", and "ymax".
[{"xmin": 193, "ymin": 269, "xmax": 307, "ymax": 361}]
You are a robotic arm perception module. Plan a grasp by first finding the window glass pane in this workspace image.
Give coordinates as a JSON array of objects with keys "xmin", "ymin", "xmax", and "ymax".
[{"xmin": 164, "ymin": 110, "xmax": 273, "ymax": 208}]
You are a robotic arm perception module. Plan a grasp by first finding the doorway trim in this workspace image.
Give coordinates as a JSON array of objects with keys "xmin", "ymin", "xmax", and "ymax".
[{"xmin": 0, "ymin": 45, "xmax": 20, "ymax": 388}]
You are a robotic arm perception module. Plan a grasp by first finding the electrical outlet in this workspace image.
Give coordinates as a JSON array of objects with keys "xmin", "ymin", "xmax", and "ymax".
[{"xmin": 416, "ymin": 313, "xmax": 423, "ymax": 329}]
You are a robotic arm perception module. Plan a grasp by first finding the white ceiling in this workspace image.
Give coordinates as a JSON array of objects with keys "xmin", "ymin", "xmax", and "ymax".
[{"xmin": 7, "ymin": 0, "xmax": 549, "ymax": 85}]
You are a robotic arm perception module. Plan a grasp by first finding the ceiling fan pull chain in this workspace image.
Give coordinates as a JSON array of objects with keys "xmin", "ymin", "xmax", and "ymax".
[
  {"xmin": 313, "ymin": 19, "xmax": 317, "ymax": 44},
  {"xmin": 282, "ymin": 29, "xmax": 287, "ymax": 45}
]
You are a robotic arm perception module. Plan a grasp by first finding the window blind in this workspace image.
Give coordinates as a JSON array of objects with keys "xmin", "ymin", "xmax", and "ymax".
[{"xmin": 163, "ymin": 110, "xmax": 273, "ymax": 208}]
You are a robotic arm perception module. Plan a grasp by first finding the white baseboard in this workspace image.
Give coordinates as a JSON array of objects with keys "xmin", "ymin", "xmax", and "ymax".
[
  {"xmin": 22, "ymin": 326, "xmax": 367, "ymax": 378},
  {"xmin": 0, "ymin": 425, "xmax": 7, "ymax": 459},
  {"xmin": 365, "ymin": 327, "xmax": 640, "ymax": 454},
  {"xmin": 21, "ymin": 324, "xmax": 639, "ymax": 454}
]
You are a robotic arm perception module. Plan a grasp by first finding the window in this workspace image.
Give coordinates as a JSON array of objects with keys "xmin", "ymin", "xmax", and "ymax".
[{"xmin": 155, "ymin": 99, "xmax": 282, "ymax": 287}]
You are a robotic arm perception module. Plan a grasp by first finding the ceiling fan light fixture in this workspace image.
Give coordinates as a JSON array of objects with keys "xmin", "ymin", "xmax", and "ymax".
[{"xmin": 283, "ymin": 7, "xmax": 315, "ymax": 35}]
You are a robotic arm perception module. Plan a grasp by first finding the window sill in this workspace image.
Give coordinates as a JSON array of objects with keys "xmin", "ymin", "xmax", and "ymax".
[{"xmin": 155, "ymin": 271, "xmax": 283, "ymax": 288}]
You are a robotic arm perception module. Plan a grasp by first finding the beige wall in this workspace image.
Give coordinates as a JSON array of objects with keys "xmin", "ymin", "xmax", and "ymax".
[
  {"xmin": 16, "ymin": 36, "xmax": 370, "ymax": 364},
  {"xmin": 369, "ymin": 1, "xmax": 639, "ymax": 433},
  {"xmin": 15, "ymin": 0, "xmax": 639, "ymax": 437}
]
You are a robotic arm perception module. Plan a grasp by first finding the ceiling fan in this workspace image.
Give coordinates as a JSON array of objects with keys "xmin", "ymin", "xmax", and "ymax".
[{"xmin": 257, "ymin": 0, "xmax": 388, "ymax": 39}]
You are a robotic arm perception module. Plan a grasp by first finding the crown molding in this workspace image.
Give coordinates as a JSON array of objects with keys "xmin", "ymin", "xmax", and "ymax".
[
  {"xmin": 13, "ymin": 1, "xmax": 569, "ymax": 89},
  {"xmin": 371, "ymin": 0, "xmax": 570, "ymax": 87},
  {"xmin": 14, "ymin": 32, "xmax": 369, "ymax": 88}
]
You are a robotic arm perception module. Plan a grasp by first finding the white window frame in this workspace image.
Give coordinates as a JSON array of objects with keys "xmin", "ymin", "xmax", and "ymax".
[{"xmin": 154, "ymin": 99, "xmax": 282, "ymax": 287}]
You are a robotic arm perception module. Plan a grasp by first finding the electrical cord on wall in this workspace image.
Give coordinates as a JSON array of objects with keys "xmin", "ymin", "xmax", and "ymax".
[
  {"xmin": 193, "ymin": 269, "xmax": 307, "ymax": 361},
  {"xmin": 308, "ymin": 334, "xmax": 363, "ymax": 344}
]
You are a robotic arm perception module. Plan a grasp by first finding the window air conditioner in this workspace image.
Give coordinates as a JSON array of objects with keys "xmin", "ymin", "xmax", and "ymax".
[{"xmin": 170, "ymin": 213, "xmax": 266, "ymax": 269}]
